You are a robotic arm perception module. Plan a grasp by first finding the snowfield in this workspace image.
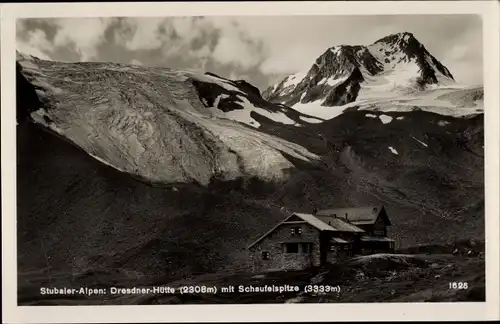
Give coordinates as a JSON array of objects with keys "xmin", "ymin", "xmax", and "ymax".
[
  {"xmin": 299, "ymin": 115, "xmax": 324, "ymax": 124},
  {"xmin": 288, "ymin": 84, "xmax": 482, "ymax": 122},
  {"xmin": 281, "ymin": 70, "xmax": 309, "ymax": 93},
  {"xmin": 207, "ymin": 94, "xmax": 300, "ymax": 128},
  {"xmin": 292, "ymin": 100, "xmax": 349, "ymax": 120},
  {"xmin": 198, "ymin": 73, "xmax": 246, "ymax": 95},
  {"xmin": 234, "ymin": 96, "xmax": 298, "ymax": 127},
  {"xmin": 318, "ymin": 75, "xmax": 348, "ymax": 88}
]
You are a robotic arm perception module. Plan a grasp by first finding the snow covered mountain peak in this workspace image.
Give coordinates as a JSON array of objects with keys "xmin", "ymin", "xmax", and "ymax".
[
  {"xmin": 373, "ymin": 31, "xmax": 417, "ymax": 46},
  {"xmin": 369, "ymin": 32, "xmax": 454, "ymax": 81},
  {"xmin": 264, "ymin": 32, "xmax": 455, "ymax": 103},
  {"xmin": 262, "ymin": 32, "xmax": 481, "ymax": 121}
]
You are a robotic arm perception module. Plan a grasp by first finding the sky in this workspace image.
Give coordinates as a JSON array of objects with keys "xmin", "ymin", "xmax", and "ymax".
[{"xmin": 16, "ymin": 15, "xmax": 483, "ymax": 90}]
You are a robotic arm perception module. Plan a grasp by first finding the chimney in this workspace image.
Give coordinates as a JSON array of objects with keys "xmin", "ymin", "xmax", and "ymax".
[{"xmin": 312, "ymin": 207, "xmax": 318, "ymax": 215}]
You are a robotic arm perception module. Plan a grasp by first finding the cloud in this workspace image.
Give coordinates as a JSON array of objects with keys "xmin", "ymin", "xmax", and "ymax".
[
  {"xmin": 17, "ymin": 18, "xmax": 115, "ymax": 61},
  {"xmin": 117, "ymin": 17, "xmax": 206, "ymax": 52},
  {"xmin": 448, "ymin": 44, "xmax": 470, "ymax": 61},
  {"xmin": 15, "ymin": 15, "xmax": 483, "ymax": 88},
  {"xmin": 217, "ymin": 15, "xmax": 483, "ymax": 84},
  {"xmin": 17, "ymin": 28, "xmax": 52, "ymax": 60},
  {"xmin": 211, "ymin": 28, "xmax": 264, "ymax": 70},
  {"xmin": 259, "ymin": 45, "xmax": 322, "ymax": 75},
  {"xmin": 118, "ymin": 17, "xmax": 168, "ymax": 51},
  {"xmin": 130, "ymin": 59, "xmax": 143, "ymax": 66},
  {"xmin": 51, "ymin": 18, "xmax": 115, "ymax": 61},
  {"xmin": 112, "ymin": 17, "xmax": 266, "ymax": 71}
]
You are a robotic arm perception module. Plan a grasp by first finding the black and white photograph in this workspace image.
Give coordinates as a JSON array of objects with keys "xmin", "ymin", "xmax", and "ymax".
[{"xmin": 2, "ymin": 1, "xmax": 499, "ymax": 323}]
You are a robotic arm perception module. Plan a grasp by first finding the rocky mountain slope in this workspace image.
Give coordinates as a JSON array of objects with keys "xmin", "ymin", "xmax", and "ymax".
[
  {"xmin": 263, "ymin": 32, "xmax": 483, "ymax": 120},
  {"xmin": 15, "ymin": 32, "xmax": 484, "ymax": 304}
]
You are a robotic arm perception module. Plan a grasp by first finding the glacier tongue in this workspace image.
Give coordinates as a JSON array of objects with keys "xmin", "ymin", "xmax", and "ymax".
[{"xmin": 17, "ymin": 54, "xmax": 319, "ymax": 186}]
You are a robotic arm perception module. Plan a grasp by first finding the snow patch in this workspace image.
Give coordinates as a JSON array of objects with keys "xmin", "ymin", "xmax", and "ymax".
[
  {"xmin": 365, "ymin": 113, "xmax": 377, "ymax": 118},
  {"xmin": 411, "ymin": 136, "xmax": 428, "ymax": 147},
  {"xmin": 317, "ymin": 75, "xmax": 348, "ymax": 88},
  {"xmin": 213, "ymin": 94, "xmax": 230, "ymax": 108},
  {"xmin": 379, "ymin": 114, "xmax": 393, "ymax": 124},
  {"xmin": 88, "ymin": 152, "xmax": 126, "ymax": 173},
  {"xmin": 326, "ymin": 77, "xmax": 346, "ymax": 87},
  {"xmin": 208, "ymin": 102, "xmax": 259, "ymax": 128},
  {"xmin": 351, "ymin": 253, "xmax": 417, "ymax": 264},
  {"xmin": 234, "ymin": 95, "xmax": 297, "ymax": 127},
  {"xmin": 388, "ymin": 146, "xmax": 399, "ymax": 155},
  {"xmin": 396, "ymin": 116, "xmax": 404, "ymax": 120},
  {"xmin": 214, "ymin": 94, "xmax": 229, "ymax": 108},
  {"xmin": 283, "ymin": 70, "xmax": 308, "ymax": 89},
  {"xmin": 30, "ymin": 108, "xmax": 64, "ymax": 135},
  {"xmin": 330, "ymin": 47, "xmax": 340, "ymax": 56},
  {"xmin": 254, "ymin": 108, "xmax": 297, "ymax": 126},
  {"xmin": 299, "ymin": 115, "xmax": 324, "ymax": 124},
  {"xmin": 292, "ymin": 99, "xmax": 347, "ymax": 120},
  {"xmin": 196, "ymin": 74, "xmax": 245, "ymax": 95}
]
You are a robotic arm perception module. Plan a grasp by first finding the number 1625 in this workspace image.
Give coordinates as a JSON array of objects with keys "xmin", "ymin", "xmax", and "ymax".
[{"xmin": 449, "ymin": 282, "xmax": 468, "ymax": 290}]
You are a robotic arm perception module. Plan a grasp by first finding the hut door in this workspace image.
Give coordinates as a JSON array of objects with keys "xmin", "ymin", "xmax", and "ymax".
[{"xmin": 319, "ymin": 233, "xmax": 329, "ymax": 266}]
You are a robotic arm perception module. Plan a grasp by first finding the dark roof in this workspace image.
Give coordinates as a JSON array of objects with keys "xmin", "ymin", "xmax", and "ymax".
[
  {"xmin": 331, "ymin": 237, "xmax": 353, "ymax": 244},
  {"xmin": 361, "ymin": 236, "xmax": 395, "ymax": 242},
  {"xmin": 247, "ymin": 212, "xmax": 365, "ymax": 249},
  {"xmin": 293, "ymin": 213, "xmax": 337, "ymax": 231},
  {"xmin": 321, "ymin": 217, "xmax": 365, "ymax": 233},
  {"xmin": 316, "ymin": 205, "xmax": 388, "ymax": 225}
]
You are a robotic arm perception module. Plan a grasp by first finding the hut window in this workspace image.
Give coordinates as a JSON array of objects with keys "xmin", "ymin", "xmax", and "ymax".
[
  {"xmin": 285, "ymin": 243, "xmax": 299, "ymax": 253},
  {"xmin": 290, "ymin": 227, "xmax": 302, "ymax": 236},
  {"xmin": 261, "ymin": 251, "xmax": 270, "ymax": 260}
]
